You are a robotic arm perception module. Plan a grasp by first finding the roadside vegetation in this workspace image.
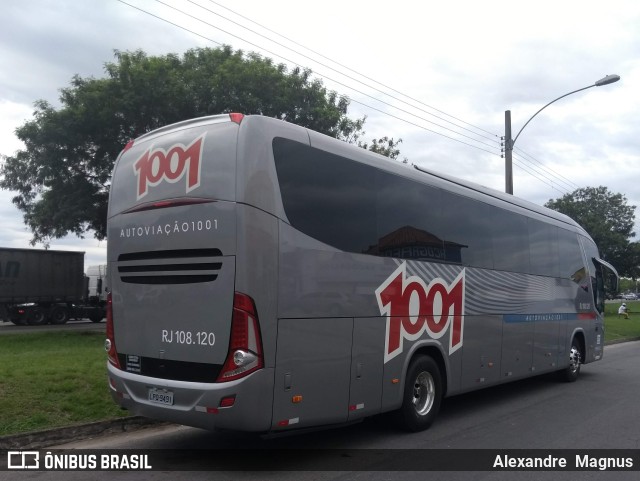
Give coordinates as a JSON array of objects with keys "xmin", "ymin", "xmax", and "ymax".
[
  {"xmin": 1, "ymin": 307, "xmax": 639, "ymax": 437},
  {"xmin": 605, "ymin": 300, "xmax": 640, "ymax": 342},
  {"xmin": 0, "ymin": 330, "xmax": 127, "ymax": 437}
]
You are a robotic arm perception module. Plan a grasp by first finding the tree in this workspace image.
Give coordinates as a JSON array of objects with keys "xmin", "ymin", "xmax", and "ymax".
[
  {"xmin": 360, "ymin": 136, "xmax": 407, "ymax": 163},
  {"xmin": 1, "ymin": 47, "xmax": 404, "ymax": 245},
  {"xmin": 545, "ymin": 186, "xmax": 639, "ymax": 277}
]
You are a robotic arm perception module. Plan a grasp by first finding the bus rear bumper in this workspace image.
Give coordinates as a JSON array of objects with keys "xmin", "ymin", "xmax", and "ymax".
[{"xmin": 107, "ymin": 362, "xmax": 274, "ymax": 432}]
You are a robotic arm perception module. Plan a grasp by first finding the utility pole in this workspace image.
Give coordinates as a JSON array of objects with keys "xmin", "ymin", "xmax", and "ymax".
[{"xmin": 504, "ymin": 110, "xmax": 513, "ymax": 195}]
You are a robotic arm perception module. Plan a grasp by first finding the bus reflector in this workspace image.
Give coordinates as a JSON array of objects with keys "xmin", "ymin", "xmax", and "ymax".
[
  {"xmin": 105, "ymin": 292, "xmax": 121, "ymax": 369},
  {"xmin": 278, "ymin": 417, "xmax": 300, "ymax": 427},
  {"xmin": 216, "ymin": 292, "xmax": 264, "ymax": 382},
  {"xmin": 195, "ymin": 406, "xmax": 219, "ymax": 414},
  {"xmin": 219, "ymin": 396, "xmax": 236, "ymax": 408}
]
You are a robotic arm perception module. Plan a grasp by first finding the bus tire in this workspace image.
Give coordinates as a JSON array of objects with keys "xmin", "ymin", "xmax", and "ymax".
[
  {"xmin": 561, "ymin": 338, "xmax": 582, "ymax": 383},
  {"xmin": 399, "ymin": 355, "xmax": 442, "ymax": 432},
  {"xmin": 50, "ymin": 306, "xmax": 69, "ymax": 325}
]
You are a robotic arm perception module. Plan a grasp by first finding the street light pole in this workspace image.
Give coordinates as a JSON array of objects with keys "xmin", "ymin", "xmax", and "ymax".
[{"xmin": 503, "ymin": 74, "xmax": 620, "ymax": 195}]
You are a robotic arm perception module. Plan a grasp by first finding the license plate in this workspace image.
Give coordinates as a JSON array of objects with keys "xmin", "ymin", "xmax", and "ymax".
[{"xmin": 148, "ymin": 388, "xmax": 174, "ymax": 406}]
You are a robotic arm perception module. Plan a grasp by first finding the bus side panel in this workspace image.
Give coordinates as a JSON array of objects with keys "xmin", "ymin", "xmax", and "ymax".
[
  {"xmin": 533, "ymin": 315, "xmax": 561, "ymax": 372},
  {"xmin": 501, "ymin": 318, "xmax": 534, "ymax": 380},
  {"xmin": 234, "ymin": 204, "xmax": 279, "ymax": 369},
  {"xmin": 460, "ymin": 315, "xmax": 503, "ymax": 389},
  {"xmin": 272, "ymin": 317, "xmax": 353, "ymax": 430},
  {"xmin": 276, "ymin": 223, "xmax": 391, "ymax": 428},
  {"xmin": 236, "ymin": 116, "xmax": 310, "ymax": 222},
  {"xmin": 348, "ymin": 317, "xmax": 385, "ymax": 421}
]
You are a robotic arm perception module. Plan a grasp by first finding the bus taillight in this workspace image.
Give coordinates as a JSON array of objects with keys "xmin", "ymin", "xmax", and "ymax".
[
  {"xmin": 217, "ymin": 292, "xmax": 264, "ymax": 382},
  {"xmin": 105, "ymin": 292, "xmax": 121, "ymax": 369}
]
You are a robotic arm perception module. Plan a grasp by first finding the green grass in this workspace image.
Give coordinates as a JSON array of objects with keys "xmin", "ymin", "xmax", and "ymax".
[
  {"xmin": 1, "ymin": 308, "xmax": 640, "ymax": 438},
  {"xmin": 605, "ymin": 300, "xmax": 640, "ymax": 343},
  {"xmin": 0, "ymin": 330, "xmax": 128, "ymax": 436}
]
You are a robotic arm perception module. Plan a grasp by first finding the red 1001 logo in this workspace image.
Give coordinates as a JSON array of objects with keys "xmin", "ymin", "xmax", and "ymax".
[
  {"xmin": 376, "ymin": 262, "xmax": 465, "ymax": 363},
  {"xmin": 133, "ymin": 135, "xmax": 205, "ymax": 200}
]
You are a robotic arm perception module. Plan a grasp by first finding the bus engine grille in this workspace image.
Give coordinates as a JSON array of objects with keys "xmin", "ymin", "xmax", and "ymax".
[{"xmin": 117, "ymin": 248, "xmax": 223, "ymax": 284}]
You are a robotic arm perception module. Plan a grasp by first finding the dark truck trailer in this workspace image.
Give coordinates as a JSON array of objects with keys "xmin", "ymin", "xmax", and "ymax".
[{"xmin": 0, "ymin": 247, "xmax": 106, "ymax": 325}]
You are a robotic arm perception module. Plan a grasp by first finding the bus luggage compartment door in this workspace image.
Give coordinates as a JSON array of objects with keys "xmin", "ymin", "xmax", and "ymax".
[{"xmin": 272, "ymin": 317, "xmax": 353, "ymax": 430}]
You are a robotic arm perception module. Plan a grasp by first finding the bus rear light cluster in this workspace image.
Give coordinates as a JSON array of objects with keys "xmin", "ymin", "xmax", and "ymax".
[
  {"xmin": 105, "ymin": 292, "xmax": 121, "ymax": 369},
  {"xmin": 217, "ymin": 292, "xmax": 264, "ymax": 382}
]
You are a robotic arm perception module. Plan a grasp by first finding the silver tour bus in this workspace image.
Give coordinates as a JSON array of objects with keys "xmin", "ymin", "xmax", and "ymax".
[{"xmin": 106, "ymin": 113, "xmax": 618, "ymax": 433}]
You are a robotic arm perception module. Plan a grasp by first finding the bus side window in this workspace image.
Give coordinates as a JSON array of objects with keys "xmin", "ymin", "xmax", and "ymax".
[{"xmin": 558, "ymin": 229, "xmax": 585, "ymax": 284}]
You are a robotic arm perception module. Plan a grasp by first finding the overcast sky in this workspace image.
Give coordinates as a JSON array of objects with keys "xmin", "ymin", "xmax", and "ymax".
[{"xmin": 1, "ymin": 0, "xmax": 639, "ymax": 268}]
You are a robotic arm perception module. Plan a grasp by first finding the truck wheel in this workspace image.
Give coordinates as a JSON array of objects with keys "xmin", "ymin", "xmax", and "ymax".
[
  {"xmin": 398, "ymin": 355, "xmax": 443, "ymax": 432},
  {"xmin": 89, "ymin": 313, "xmax": 104, "ymax": 323},
  {"xmin": 50, "ymin": 306, "xmax": 69, "ymax": 325},
  {"xmin": 26, "ymin": 307, "xmax": 47, "ymax": 326}
]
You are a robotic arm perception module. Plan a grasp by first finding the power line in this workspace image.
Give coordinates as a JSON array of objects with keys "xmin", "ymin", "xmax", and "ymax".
[
  {"xmin": 511, "ymin": 151, "xmax": 572, "ymax": 194},
  {"xmin": 125, "ymin": 0, "xmax": 503, "ymax": 155},
  {"xmin": 115, "ymin": 0, "xmax": 223, "ymax": 46},
  {"xmin": 511, "ymin": 157, "xmax": 570, "ymax": 196},
  {"xmin": 346, "ymin": 96, "xmax": 500, "ymax": 156},
  {"xmin": 115, "ymin": 0, "xmax": 574, "ymax": 197},
  {"xmin": 513, "ymin": 146, "xmax": 580, "ymax": 191},
  {"xmin": 198, "ymin": 0, "xmax": 501, "ymax": 143}
]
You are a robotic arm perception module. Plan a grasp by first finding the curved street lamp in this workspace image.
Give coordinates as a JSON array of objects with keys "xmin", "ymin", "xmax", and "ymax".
[{"xmin": 503, "ymin": 74, "xmax": 620, "ymax": 194}]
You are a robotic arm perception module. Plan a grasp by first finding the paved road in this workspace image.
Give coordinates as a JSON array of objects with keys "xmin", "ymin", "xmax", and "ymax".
[{"xmin": 4, "ymin": 341, "xmax": 640, "ymax": 480}]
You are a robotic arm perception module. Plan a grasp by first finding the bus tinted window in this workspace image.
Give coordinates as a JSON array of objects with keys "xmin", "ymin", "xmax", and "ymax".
[
  {"xmin": 274, "ymin": 137, "xmax": 583, "ymax": 277},
  {"xmin": 492, "ymin": 210, "xmax": 530, "ymax": 273},
  {"xmin": 273, "ymin": 138, "xmax": 376, "ymax": 254},
  {"xmin": 439, "ymin": 192, "xmax": 494, "ymax": 268},
  {"xmin": 373, "ymin": 171, "xmax": 446, "ymax": 262},
  {"xmin": 528, "ymin": 219, "xmax": 560, "ymax": 277},
  {"xmin": 558, "ymin": 229, "xmax": 586, "ymax": 282}
]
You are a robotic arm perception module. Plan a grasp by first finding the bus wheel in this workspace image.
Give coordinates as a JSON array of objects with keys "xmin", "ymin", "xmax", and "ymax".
[
  {"xmin": 50, "ymin": 307, "xmax": 69, "ymax": 325},
  {"xmin": 561, "ymin": 339, "xmax": 582, "ymax": 383},
  {"xmin": 399, "ymin": 355, "xmax": 442, "ymax": 432}
]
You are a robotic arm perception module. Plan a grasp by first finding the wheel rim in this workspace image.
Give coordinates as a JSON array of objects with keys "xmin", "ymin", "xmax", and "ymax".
[
  {"xmin": 568, "ymin": 345, "xmax": 581, "ymax": 374},
  {"xmin": 412, "ymin": 371, "xmax": 435, "ymax": 416}
]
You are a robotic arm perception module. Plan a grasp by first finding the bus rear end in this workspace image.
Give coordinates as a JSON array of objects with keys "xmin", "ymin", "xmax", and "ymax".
[{"xmin": 105, "ymin": 114, "xmax": 274, "ymax": 432}]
